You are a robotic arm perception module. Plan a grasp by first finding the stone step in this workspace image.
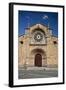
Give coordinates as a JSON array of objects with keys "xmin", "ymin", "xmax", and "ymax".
[
  {"xmin": 19, "ymin": 66, "xmax": 57, "ymax": 70},
  {"xmin": 27, "ymin": 67, "xmax": 46, "ymax": 70}
]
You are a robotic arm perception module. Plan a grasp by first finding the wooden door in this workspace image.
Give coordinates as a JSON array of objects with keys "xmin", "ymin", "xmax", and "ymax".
[{"xmin": 35, "ymin": 54, "xmax": 42, "ymax": 67}]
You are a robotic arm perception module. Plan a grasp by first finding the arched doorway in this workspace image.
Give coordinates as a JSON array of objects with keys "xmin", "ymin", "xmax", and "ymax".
[{"xmin": 35, "ymin": 54, "xmax": 42, "ymax": 67}]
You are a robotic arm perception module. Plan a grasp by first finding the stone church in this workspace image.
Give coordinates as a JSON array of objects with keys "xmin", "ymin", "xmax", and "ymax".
[{"xmin": 18, "ymin": 24, "xmax": 58, "ymax": 69}]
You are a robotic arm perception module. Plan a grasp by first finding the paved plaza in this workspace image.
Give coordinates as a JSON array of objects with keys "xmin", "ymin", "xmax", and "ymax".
[{"xmin": 18, "ymin": 69, "xmax": 58, "ymax": 79}]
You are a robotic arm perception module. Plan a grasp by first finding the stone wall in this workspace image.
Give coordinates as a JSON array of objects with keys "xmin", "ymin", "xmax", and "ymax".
[{"xmin": 18, "ymin": 24, "xmax": 58, "ymax": 68}]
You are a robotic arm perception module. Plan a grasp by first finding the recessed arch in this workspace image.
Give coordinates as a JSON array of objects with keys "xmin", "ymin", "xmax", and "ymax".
[
  {"xmin": 32, "ymin": 28, "xmax": 45, "ymax": 33},
  {"xmin": 30, "ymin": 48, "xmax": 47, "ymax": 67},
  {"xmin": 31, "ymin": 48, "xmax": 44, "ymax": 55}
]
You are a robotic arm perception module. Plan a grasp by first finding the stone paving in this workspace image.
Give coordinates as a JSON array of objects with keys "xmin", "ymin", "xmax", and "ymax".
[{"xmin": 18, "ymin": 68, "xmax": 58, "ymax": 79}]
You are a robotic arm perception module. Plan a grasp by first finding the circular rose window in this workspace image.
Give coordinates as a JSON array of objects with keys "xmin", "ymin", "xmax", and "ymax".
[{"xmin": 34, "ymin": 31, "xmax": 43, "ymax": 42}]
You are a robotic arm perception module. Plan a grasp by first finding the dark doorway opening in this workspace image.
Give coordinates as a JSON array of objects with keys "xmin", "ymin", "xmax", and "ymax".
[{"xmin": 35, "ymin": 54, "xmax": 42, "ymax": 67}]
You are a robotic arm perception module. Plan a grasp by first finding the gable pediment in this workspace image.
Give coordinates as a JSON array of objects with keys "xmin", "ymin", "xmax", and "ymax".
[
  {"xmin": 29, "ymin": 24, "xmax": 49, "ymax": 36},
  {"xmin": 30, "ymin": 24, "xmax": 47, "ymax": 31}
]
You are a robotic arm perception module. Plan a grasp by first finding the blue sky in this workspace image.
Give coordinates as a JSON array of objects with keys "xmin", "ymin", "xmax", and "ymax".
[{"xmin": 18, "ymin": 11, "xmax": 58, "ymax": 37}]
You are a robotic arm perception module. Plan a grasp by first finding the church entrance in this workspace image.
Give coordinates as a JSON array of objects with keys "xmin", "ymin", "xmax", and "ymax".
[{"xmin": 35, "ymin": 54, "xmax": 42, "ymax": 67}]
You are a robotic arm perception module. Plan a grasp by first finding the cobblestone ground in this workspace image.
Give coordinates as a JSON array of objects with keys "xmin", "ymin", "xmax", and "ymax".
[{"xmin": 18, "ymin": 69, "xmax": 58, "ymax": 79}]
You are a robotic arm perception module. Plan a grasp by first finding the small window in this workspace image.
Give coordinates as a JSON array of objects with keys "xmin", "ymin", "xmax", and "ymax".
[
  {"xmin": 53, "ymin": 41, "xmax": 57, "ymax": 44},
  {"xmin": 20, "ymin": 41, "xmax": 23, "ymax": 44}
]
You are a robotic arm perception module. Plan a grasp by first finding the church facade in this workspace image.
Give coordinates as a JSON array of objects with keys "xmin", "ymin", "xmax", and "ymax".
[{"xmin": 18, "ymin": 24, "xmax": 58, "ymax": 69}]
